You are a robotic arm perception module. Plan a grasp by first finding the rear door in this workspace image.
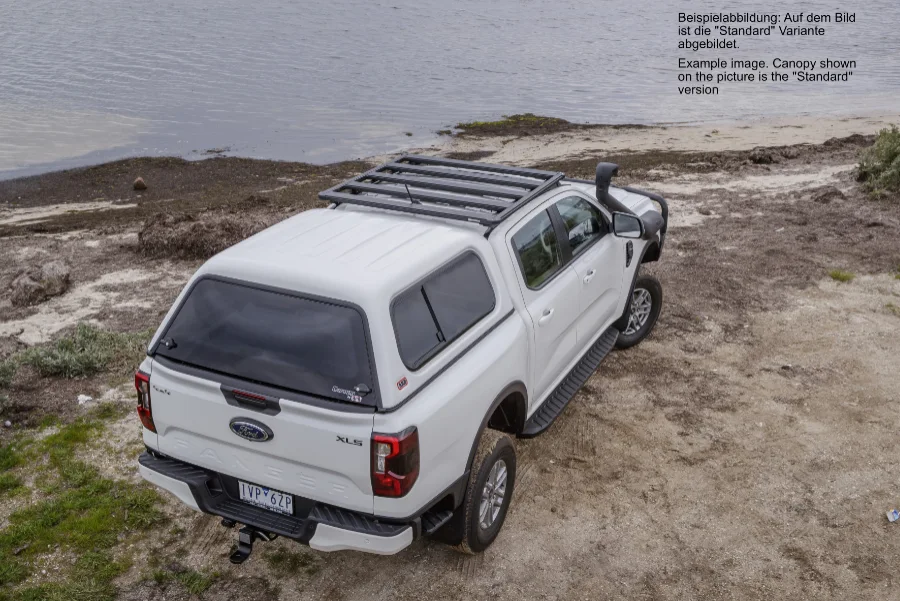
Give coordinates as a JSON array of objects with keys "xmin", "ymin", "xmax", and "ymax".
[
  {"xmin": 509, "ymin": 209, "xmax": 581, "ymax": 406},
  {"xmin": 552, "ymin": 195, "xmax": 626, "ymax": 343},
  {"xmin": 146, "ymin": 277, "xmax": 376, "ymax": 514}
]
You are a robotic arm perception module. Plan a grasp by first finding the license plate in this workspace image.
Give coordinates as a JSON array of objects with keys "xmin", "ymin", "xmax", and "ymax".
[{"xmin": 238, "ymin": 481, "xmax": 293, "ymax": 515}]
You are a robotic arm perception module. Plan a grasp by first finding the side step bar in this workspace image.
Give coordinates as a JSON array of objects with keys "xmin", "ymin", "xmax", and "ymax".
[{"xmin": 520, "ymin": 327, "xmax": 619, "ymax": 438}]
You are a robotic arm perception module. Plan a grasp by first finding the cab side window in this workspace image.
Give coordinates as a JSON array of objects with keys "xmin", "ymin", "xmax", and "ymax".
[
  {"xmin": 512, "ymin": 210, "xmax": 562, "ymax": 289},
  {"xmin": 392, "ymin": 252, "xmax": 495, "ymax": 370},
  {"xmin": 555, "ymin": 196, "xmax": 606, "ymax": 255}
]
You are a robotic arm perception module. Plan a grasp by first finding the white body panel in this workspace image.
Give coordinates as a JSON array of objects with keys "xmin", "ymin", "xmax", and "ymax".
[
  {"xmin": 139, "ymin": 178, "xmax": 662, "ymax": 541},
  {"xmin": 373, "ymin": 314, "xmax": 528, "ymax": 518}
]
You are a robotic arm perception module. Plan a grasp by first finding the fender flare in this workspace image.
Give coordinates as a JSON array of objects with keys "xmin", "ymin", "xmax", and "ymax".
[
  {"xmin": 464, "ymin": 381, "xmax": 527, "ymax": 473},
  {"xmin": 613, "ymin": 242, "xmax": 658, "ymax": 332}
]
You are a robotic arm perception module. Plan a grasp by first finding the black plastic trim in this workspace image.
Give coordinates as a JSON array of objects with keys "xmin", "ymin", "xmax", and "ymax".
[
  {"xmin": 466, "ymin": 381, "xmax": 528, "ymax": 470},
  {"xmin": 620, "ymin": 185, "xmax": 669, "ymax": 252},
  {"xmin": 139, "ymin": 452, "xmax": 410, "ymax": 540},
  {"xmin": 221, "ymin": 386, "xmax": 282, "ymax": 416},
  {"xmin": 153, "ymin": 356, "xmax": 376, "ymax": 415},
  {"xmin": 149, "ymin": 274, "xmax": 382, "ymax": 410},
  {"xmin": 613, "ymin": 242, "xmax": 658, "ymax": 332},
  {"xmin": 521, "ymin": 326, "xmax": 618, "ymax": 438}
]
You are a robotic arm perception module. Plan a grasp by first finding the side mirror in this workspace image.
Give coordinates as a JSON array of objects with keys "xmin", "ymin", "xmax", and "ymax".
[{"xmin": 612, "ymin": 212, "xmax": 643, "ymax": 238}]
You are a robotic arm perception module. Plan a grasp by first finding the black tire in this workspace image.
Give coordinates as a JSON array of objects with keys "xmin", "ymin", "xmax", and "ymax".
[
  {"xmin": 615, "ymin": 274, "xmax": 662, "ymax": 349},
  {"xmin": 438, "ymin": 429, "xmax": 516, "ymax": 554}
]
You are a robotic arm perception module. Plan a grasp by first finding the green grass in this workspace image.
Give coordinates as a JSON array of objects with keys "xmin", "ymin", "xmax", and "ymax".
[
  {"xmin": 859, "ymin": 125, "xmax": 900, "ymax": 198},
  {"xmin": 0, "ymin": 417, "xmax": 163, "ymax": 598},
  {"xmin": 5, "ymin": 552, "xmax": 130, "ymax": 601},
  {"xmin": 828, "ymin": 269, "xmax": 855, "ymax": 283},
  {"xmin": 149, "ymin": 566, "xmax": 218, "ymax": 595},
  {"xmin": 0, "ymin": 359, "xmax": 16, "ymax": 390},
  {"xmin": 455, "ymin": 113, "xmax": 570, "ymax": 133},
  {"xmin": 887, "ymin": 303, "xmax": 900, "ymax": 317},
  {"xmin": 0, "ymin": 473, "xmax": 24, "ymax": 498},
  {"xmin": 19, "ymin": 323, "xmax": 152, "ymax": 379},
  {"xmin": 176, "ymin": 569, "xmax": 217, "ymax": 595},
  {"xmin": 0, "ymin": 443, "xmax": 22, "ymax": 472},
  {"xmin": 264, "ymin": 546, "xmax": 320, "ymax": 577}
]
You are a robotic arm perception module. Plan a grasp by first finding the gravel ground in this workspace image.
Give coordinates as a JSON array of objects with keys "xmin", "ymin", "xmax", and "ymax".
[{"xmin": 1, "ymin": 115, "xmax": 898, "ymax": 600}]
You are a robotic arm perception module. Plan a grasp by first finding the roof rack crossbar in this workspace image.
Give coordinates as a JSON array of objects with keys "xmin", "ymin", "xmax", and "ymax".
[
  {"xmin": 340, "ymin": 181, "xmax": 512, "ymax": 211},
  {"xmin": 365, "ymin": 172, "xmax": 527, "ymax": 199},
  {"xmin": 494, "ymin": 172, "xmax": 565, "ymax": 221},
  {"xmin": 383, "ymin": 162, "xmax": 542, "ymax": 188},
  {"xmin": 319, "ymin": 155, "xmax": 565, "ymax": 228},
  {"xmin": 398, "ymin": 154, "xmax": 559, "ymax": 179},
  {"xmin": 319, "ymin": 191, "xmax": 499, "ymax": 225}
]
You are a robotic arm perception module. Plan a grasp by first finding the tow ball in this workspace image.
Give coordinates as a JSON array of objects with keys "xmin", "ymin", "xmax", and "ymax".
[{"xmin": 222, "ymin": 519, "xmax": 278, "ymax": 564}]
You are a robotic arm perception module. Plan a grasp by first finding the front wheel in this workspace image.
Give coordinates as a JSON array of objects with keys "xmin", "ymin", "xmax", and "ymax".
[{"xmin": 615, "ymin": 274, "xmax": 662, "ymax": 349}]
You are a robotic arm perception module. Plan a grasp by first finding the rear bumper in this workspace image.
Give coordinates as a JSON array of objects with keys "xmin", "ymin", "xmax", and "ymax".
[{"xmin": 138, "ymin": 451, "xmax": 415, "ymax": 555}]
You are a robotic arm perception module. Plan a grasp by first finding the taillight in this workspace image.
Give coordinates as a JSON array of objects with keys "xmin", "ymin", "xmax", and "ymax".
[
  {"xmin": 135, "ymin": 371, "xmax": 156, "ymax": 432},
  {"xmin": 371, "ymin": 427, "xmax": 419, "ymax": 497}
]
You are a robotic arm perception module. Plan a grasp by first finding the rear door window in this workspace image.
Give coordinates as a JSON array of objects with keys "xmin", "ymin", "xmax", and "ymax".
[
  {"xmin": 512, "ymin": 210, "xmax": 562, "ymax": 288},
  {"xmin": 153, "ymin": 278, "xmax": 377, "ymax": 405},
  {"xmin": 392, "ymin": 252, "xmax": 495, "ymax": 370}
]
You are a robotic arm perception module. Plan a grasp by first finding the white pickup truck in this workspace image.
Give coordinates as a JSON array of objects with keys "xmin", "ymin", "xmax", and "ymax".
[{"xmin": 136, "ymin": 155, "xmax": 668, "ymax": 562}]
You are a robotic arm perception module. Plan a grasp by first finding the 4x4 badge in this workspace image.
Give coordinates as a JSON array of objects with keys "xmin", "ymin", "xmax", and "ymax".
[{"xmin": 397, "ymin": 377, "xmax": 408, "ymax": 391}]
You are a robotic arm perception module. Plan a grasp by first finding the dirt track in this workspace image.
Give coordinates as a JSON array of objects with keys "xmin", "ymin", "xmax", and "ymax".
[{"xmin": 1, "ymin": 115, "xmax": 899, "ymax": 600}]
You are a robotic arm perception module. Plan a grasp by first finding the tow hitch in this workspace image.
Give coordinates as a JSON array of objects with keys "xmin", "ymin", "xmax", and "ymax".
[{"xmin": 224, "ymin": 520, "xmax": 278, "ymax": 564}]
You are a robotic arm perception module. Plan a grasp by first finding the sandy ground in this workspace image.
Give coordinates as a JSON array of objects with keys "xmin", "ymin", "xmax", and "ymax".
[
  {"xmin": 406, "ymin": 111, "xmax": 900, "ymax": 167},
  {"xmin": 1, "ymin": 113, "xmax": 899, "ymax": 600}
]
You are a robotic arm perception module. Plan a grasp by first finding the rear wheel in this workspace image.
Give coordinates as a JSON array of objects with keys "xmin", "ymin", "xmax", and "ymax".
[
  {"xmin": 440, "ymin": 429, "xmax": 516, "ymax": 554},
  {"xmin": 615, "ymin": 274, "xmax": 662, "ymax": 349}
]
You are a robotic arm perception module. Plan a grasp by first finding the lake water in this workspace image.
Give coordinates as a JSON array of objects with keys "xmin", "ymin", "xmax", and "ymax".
[{"xmin": 1, "ymin": 0, "xmax": 897, "ymax": 178}]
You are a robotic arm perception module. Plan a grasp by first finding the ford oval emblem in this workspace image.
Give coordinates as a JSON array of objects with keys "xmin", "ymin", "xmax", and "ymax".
[{"xmin": 229, "ymin": 418, "xmax": 274, "ymax": 442}]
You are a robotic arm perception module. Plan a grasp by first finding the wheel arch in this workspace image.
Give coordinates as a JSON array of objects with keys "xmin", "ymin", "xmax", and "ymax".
[
  {"xmin": 613, "ymin": 242, "xmax": 658, "ymax": 331},
  {"xmin": 465, "ymin": 381, "xmax": 527, "ymax": 473}
]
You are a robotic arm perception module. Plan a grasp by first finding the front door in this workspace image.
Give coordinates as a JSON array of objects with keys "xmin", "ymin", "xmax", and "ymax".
[
  {"xmin": 552, "ymin": 195, "xmax": 626, "ymax": 344},
  {"xmin": 509, "ymin": 209, "xmax": 581, "ymax": 406}
]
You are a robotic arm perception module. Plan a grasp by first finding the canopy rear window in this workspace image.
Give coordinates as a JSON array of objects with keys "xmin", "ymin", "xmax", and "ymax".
[{"xmin": 153, "ymin": 278, "xmax": 377, "ymax": 406}]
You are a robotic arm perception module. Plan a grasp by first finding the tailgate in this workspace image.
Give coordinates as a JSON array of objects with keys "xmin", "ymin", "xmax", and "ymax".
[{"xmin": 148, "ymin": 358, "xmax": 375, "ymax": 514}]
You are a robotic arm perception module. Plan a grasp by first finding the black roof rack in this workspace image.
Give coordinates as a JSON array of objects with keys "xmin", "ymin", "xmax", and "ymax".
[{"xmin": 319, "ymin": 154, "xmax": 564, "ymax": 228}]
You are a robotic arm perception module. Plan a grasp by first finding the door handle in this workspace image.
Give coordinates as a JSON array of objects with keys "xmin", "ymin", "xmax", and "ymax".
[
  {"xmin": 583, "ymin": 269, "xmax": 596, "ymax": 284},
  {"xmin": 538, "ymin": 308, "xmax": 554, "ymax": 325}
]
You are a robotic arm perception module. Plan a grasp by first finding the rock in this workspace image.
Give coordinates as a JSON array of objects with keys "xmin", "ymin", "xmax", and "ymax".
[
  {"xmin": 3, "ymin": 420, "xmax": 11, "ymax": 428},
  {"xmin": 77, "ymin": 394, "xmax": 93, "ymax": 405},
  {"xmin": 40, "ymin": 260, "xmax": 70, "ymax": 297},
  {"xmin": 10, "ymin": 261, "xmax": 70, "ymax": 307},
  {"xmin": 811, "ymin": 185, "xmax": 846, "ymax": 204},
  {"xmin": 10, "ymin": 272, "xmax": 45, "ymax": 307},
  {"xmin": 749, "ymin": 149, "xmax": 778, "ymax": 165},
  {"xmin": 133, "ymin": 177, "xmax": 147, "ymax": 191}
]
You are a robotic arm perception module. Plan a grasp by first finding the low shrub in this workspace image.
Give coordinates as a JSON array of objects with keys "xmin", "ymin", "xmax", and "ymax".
[
  {"xmin": 828, "ymin": 269, "xmax": 855, "ymax": 283},
  {"xmin": 19, "ymin": 324, "xmax": 152, "ymax": 379},
  {"xmin": 858, "ymin": 125, "xmax": 900, "ymax": 198}
]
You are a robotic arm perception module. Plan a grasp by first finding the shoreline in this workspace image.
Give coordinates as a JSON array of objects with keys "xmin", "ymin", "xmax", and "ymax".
[{"xmin": 1, "ymin": 110, "xmax": 897, "ymax": 188}]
